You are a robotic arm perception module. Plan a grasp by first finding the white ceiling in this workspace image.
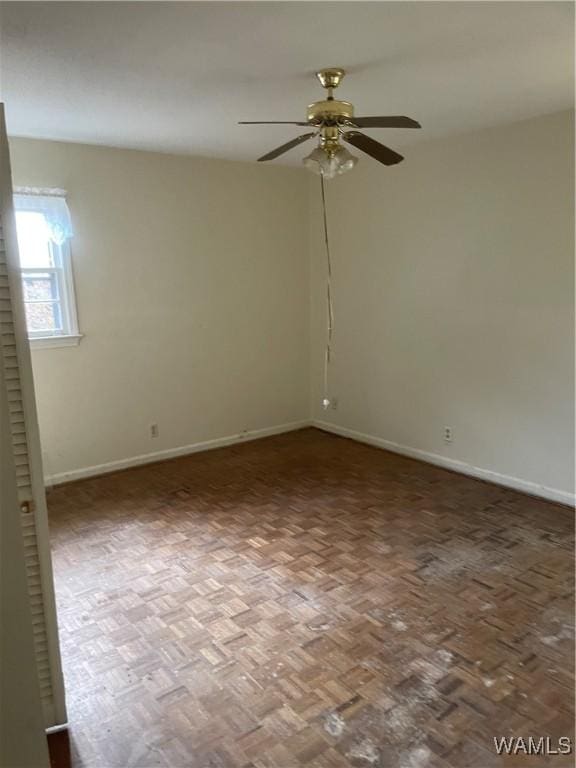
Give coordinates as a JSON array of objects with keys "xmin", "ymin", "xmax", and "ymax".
[{"xmin": 1, "ymin": 2, "xmax": 573, "ymax": 165}]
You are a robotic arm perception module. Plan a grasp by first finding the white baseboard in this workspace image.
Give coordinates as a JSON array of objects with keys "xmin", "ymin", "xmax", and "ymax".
[
  {"xmin": 45, "ymin": 420, "xmax": 311, "ymax": 486},
  {"xmin": 314, "ymin": 419, "xmax": 575, "ymax": 507},
  {"xmin": 45, "ymin": 723, "xmax": 68, "ymax": 735},
  {"xmin": 45, "ymin": 417, "xmax": 574, "ymax": 507}
]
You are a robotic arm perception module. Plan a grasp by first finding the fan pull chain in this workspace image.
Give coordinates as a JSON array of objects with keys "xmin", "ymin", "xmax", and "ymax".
[{"xmin": 320, "ymin": 172, "xmax": 334, "ymax": 410}]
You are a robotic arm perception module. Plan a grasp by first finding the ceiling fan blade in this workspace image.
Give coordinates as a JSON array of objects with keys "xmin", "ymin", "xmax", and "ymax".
[
  {"xmin": 343, "ymin": 131, "xmax": 404, "ymax": 165},
  {"xmin": 345, "ymin": 116, "xmax": 421, "ymax": 129},
  {"xmin": 257, "ymin": 132, "xmax": 316, "ymax": 162},
  {"xmin": 239, "ymin": 121, "xmax": 310, "ymax": 126}
]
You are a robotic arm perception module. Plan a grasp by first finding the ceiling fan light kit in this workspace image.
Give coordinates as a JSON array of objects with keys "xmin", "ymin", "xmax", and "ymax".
[
  {"xmin": 240, "ymin": 67, "xmax": 421, "ymax": 178},
  {"xmin": 302, "ymin": 145, "xmax": 357, "ymax": 180}
]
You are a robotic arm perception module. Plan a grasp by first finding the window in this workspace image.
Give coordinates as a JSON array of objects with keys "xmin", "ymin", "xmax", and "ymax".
[{"xmin": 14, "ymin": 190, "xmax": 81, "ymax": 348}]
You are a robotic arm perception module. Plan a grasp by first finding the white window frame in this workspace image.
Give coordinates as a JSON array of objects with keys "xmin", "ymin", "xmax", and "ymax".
[{"xmin": 15, "ymin": 194, "xmax": 82, "ymax": 349}]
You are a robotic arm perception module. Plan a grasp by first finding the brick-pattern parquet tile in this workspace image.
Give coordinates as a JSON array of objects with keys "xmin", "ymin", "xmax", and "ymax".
[{"xmin": 47, "ymin": 428, "xmax": 574, "ymax": 767}]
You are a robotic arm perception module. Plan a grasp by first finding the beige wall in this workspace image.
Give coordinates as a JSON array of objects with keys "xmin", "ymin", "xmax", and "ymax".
[
  {"xmin": 310, "ymin": 111, "xmax": 574, "ymax": 501},
  {"xmin": 9, "ymin": 139, "xmax": 310, "ymax": 481},
  {"xmin": 9, "ymin": 111, "xmax": 575, "ymax": 501}
]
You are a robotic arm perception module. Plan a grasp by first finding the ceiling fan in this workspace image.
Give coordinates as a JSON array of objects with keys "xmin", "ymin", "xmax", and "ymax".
[{"xmin": 239, "ymin": 68, "xmax": 421, "ymax": 178}]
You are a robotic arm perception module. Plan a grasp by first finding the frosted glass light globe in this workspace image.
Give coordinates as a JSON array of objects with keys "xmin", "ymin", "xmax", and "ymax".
[{"xmin": 303, "ymin": 146, "xmax": 358, "ymax": 179}]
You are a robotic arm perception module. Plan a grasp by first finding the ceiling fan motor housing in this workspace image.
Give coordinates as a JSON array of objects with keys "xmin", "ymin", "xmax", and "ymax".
[{"xmin": 307, "ymin": 99, "xmax": 354, "ymax": 124}]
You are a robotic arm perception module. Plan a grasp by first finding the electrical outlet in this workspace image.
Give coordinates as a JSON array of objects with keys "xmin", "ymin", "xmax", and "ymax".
[
  {"xmin": 150, "ymin": 423, "xmax": 159, "ymax": 438},
  {"xmin": 331, "ymin": 397, "xmax": 338, "ymax": 411},
  {"xmin": 444, "ymin": 426, "xmax": 453, "ymax": 443}
]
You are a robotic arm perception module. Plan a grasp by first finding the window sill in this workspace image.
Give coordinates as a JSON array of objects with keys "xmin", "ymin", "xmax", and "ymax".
[{"xmin": 29, "ymin": 334, "xmax": 83, "ymax": 350}]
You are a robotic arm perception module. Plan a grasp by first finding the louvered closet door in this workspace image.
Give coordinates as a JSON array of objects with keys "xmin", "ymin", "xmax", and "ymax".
[{"xmin": 0, "ymin": 104, "xmax": 67, "ymax": 729}]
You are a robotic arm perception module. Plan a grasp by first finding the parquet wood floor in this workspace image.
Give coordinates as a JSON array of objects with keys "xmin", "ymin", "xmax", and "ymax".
[{"xmin": 47, "ymin": 428, "xmax": 574, "ymax": 768}]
